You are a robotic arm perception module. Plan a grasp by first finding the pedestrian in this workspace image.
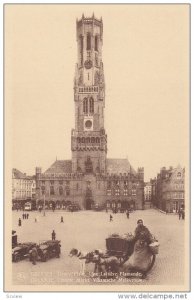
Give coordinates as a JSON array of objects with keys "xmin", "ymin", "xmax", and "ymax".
[
  {"xmin": 126, "ymin": 211, "xmax": 129, "ymax": 219},
  {"xmin": 27, "ymin": 213, "xmax": 29, "ymax": 219},
  {"xmin": 60, "ymin": 216, "xmax": 64, "ymax": 223},
  {"xmin": 110, "ymin": 214, "xmax": 113, "ymax": 222},
  {"xmin": 52, "ymin": 230, "xmax": 56, "ymax": 241},
  {"xmin": 178, "ymin": 210, "xmax": 181, "ymax": 220},
  {"xmin": 22, "ymin": 213, "xmax": 24, "ymax": 220},
  {"xmin": 30, "ymin": 246, "xmax": 38, "ymax": 265},
  {"xmin": 182, "ymin": 210, "xmax": 185, "ymax": 220},
  {"xmin": 35, "ymin": 218, "xmax": 37, "ymax": 223},
  {"xmin": 18, "ymin": 218, "xmax": 22, "ymax": 227}
]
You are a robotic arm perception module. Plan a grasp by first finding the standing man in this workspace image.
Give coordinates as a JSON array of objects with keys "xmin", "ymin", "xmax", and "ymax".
[
  {"xmin": 109, "ymin": 214, "xmax": 113, "ymax": 222},
  {"xmin": 126, "ymin": 210, "xmax": 129, "ymax": 219},
  {"xmin": 52, "ymin": 230, "xmax": 56, "ymax": 241},
  {"xmin": 60, "ymin": 216, "xmax": 64, "ymax": 223},
  {"xmin": 18, "ymin": 218, "xmax": 22, "ymax": 227}
]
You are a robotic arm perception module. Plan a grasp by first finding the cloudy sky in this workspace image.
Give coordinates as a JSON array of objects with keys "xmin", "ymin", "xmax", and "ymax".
[{"xmin": 5, "ymin": 4, "xmax": 189, "ymax": 181}]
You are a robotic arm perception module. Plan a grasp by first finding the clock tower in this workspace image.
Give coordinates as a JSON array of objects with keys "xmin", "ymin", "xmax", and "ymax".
[{"xmin": 71, "ymin": 14, "xmax": 107, "ymax": 174}]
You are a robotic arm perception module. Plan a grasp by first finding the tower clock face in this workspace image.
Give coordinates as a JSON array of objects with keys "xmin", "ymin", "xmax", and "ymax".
[
  {"xmin": 84, "ymin": 60, "xmax": 93, "ymax": 69},
  {"xmin": 84, "ymin": 117, "xmax": 93, "ymax": 131}
]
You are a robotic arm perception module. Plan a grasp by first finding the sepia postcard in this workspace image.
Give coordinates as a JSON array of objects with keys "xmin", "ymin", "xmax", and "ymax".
[{"xmin": 4, "ymin": 4, "xmax": 190, "ymax": 292}]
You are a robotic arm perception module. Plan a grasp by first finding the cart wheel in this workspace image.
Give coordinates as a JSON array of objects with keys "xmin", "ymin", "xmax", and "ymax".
[
  {"xmin": 14, "ymin": 254, "xmax": 20, "ymax": 262},
  {"xmin": 43, "ymin": 252, "xmax": 49, "ymax": 262}
]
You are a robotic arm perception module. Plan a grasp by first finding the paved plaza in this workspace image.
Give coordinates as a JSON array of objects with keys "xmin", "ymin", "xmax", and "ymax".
[{"xmin": 12, "ymin": 209, "xmax": 185, "ymax": 286}]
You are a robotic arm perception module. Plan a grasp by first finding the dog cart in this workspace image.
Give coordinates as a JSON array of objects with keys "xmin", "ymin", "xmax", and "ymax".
[
  {"xmin": 105, "ymin": 233, "xmax": 134, "ymax": 263},
  {"xmin": 91, "ymin": 233, "xmax": 159, "ymax": 278}
]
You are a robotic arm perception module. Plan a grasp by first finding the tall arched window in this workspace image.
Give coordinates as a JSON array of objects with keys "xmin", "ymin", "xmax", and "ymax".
[
  {"xmin": 89, "ymin": 97, "xmax": 94, "ymax": 113},
  {"xmin": 87, "ymin": 33, "xmax": 91, "ymax": 50},
  {"xmin": 83, "ymin": 98, "xmax": 88, "ymax": 113},
  {"xmin": 95, "ymin": 35, "xmax": 98, "ymax": 51},
  {"xmin": 80, "ymin": 35, "xmax": 83, "ymax": 65},
  {"xmin": 59, "ymin": 186, "xmax": 63, "ymax": 195}
]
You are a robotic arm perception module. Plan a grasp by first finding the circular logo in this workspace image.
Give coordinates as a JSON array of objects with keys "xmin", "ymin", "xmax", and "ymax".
[{"xmin": 85, "ymin": 120, "xmax": 92, "ymax": 129}]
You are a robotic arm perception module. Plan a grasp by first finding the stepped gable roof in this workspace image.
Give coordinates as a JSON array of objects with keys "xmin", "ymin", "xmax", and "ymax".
[
  {"xmin": 12, "ymin": 168, "xmax": 33, "ymax": 179},
  {"xmin": 44, "ymin": 160, "xmax": 72, "ymax": 174},
  {"xmin": 106, "ymin": 158, "xmax": 136, "ymax": 175},
  {"xmin": 12, "ymin": 168, "xmax": 26, "ymax": 179}
]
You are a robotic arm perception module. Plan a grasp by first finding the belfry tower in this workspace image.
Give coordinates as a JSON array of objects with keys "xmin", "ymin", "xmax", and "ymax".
[{"xmin": 71, "ymin": 14, "xmax": 107, "ymax": 175}]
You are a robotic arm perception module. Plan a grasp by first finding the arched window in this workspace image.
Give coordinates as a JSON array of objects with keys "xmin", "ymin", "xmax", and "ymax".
[
  {"xmin": 94, "ymin": 71, "xmax": 99, "ymax": 85},
  {"xmin": 50, "ymin": 186, "xmax": 54, "ymax": 195},
  {"xmin": 83, "ymin": 98, "xmax": 88, "ymax": 113},
  {"xmin": 87, "ymin": 33, "xmax": 91, "ymax": 50},
  {"xmin": 89, "ymin": 97, "xmax": 94, "ymax": 113},
  {"xmin": 66, "ymin": 187, "xmax": 70, "ymax": 196},
  {"xmin": 91, "ymin": 137, "xmax": 95, "ymax": 143},
  {"xmin": 95, "ymin": 35, "xmax": 98, "ymax": 51},
  {"xmin": 86, "ymin": 137, "xmax": 91, "ymax": 143},
  {"xmin": 177, "ymin": 172, "xmax": 181, "ymax": 178},
  {"xmin": 81, "ymin": 137, "xmax": 85, "ymax": 143},
  {"xmin": 77, "ymin": 137, "xmax": 80, "ymax": 143},
  {"xmin": 80, "ymin": 35, "xmax": 83, "ymax": 65},
  {"xmin": 96, "ymin": 137, "xmax": 100, "ymax": 143},
  {"xmin": 59, "ymin": 186, "xmax": 63, "ymax": 195}
]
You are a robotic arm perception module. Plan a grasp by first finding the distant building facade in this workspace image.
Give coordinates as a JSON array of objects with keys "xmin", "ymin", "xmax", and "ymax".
[
  {"xmin": 12, "ymin": 168, "xmax": 36, "ymax": 209},
  {"xmin": 144, "ymin": 182, "xmax": 152, "ymax": 209},
  {"xmin": 35, "ymin": 15, "xmax": 144, "ymax": 211},
  {"xmin": 155, "ymin": 166, "xmax": 185, "ymax": 213}
]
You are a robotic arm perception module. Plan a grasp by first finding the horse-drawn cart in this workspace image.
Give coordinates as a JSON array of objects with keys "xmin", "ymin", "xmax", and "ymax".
[{"xmin": 89, "ymin": 233, "xmax": 159, "ymax": 278}]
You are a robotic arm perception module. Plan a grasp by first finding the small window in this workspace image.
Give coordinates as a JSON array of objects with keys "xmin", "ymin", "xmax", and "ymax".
[
  {"xmin": 95, "ymin": 35, "xmax": 98, "ymax": 51},
  {"xmin": 66, "ymin": 188, "xmax": 70, "ymax": 196},
  {"xmin": 59, "ymin": 186, "xmax": 63, "ymax": 195},
  {"xmin": 50, "ymin": 180, "xmax": 54, "ymax": 185},
  {"xmin": 89, "ymin": 97, "xmax": 94, "ymax": 113},
  {"xmin": 50, "ymin": 186, "xmax": 54, "ymax": 195},
  {"xmin": 87, "ymin": 34, "xmax": 91, "ymax": 50},
  {"xmin": 83, "ymin": 98, "xmax": 88, "ymax": 114}
]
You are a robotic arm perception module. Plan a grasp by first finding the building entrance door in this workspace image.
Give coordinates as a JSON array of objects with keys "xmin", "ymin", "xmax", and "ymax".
[
  {"xmin": 85, "ymin": 188, "xmax": 93, "ymax": 210},
  {"xmin": 86, "ymin": 198, "xmax": 92, "ymax": 210}
]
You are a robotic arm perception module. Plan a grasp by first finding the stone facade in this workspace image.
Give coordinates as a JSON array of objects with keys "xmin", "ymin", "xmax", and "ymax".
[
  {"xmin": 155, "ymin": 166, "xmax": 185, "ymax": 213},
  {"xmin": 144, "ymin": 182, "xmax": 152, "ymax": 209},
  {"xmin": 12, "ymin": 168, "xmax": 36, "ymax": 209},
  {"xmin": 35, "ymin": 15, "xmax": 144, "ymax": 211}
]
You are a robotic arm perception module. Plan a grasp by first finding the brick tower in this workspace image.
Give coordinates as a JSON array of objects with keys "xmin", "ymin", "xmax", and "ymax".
[{"xmin": 71, "ymin": 14, "xmax": 107, "ymax": 175}]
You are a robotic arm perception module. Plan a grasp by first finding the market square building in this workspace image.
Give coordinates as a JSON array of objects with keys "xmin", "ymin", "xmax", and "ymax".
[{"xmin": 35, "ymin": 15, "xmax": 144, "ymax": 211}]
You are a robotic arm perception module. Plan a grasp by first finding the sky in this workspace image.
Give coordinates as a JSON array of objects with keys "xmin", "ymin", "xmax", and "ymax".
[{"xmin": 5, "ymin": 4, "xmax": 189, "ymax": 181}]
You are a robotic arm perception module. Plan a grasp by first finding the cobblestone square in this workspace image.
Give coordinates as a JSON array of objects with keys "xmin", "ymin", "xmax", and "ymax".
[{"xmin": 12, "ymin": 209, "xmax": 186, "ymax": 288}]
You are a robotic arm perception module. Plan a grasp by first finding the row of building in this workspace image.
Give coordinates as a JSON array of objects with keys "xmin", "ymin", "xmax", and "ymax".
[
  {"xmin": 12, "ymin": 164, "xmax": 185, "ymax": 213},
  {"xmin": 144, "ymin": 165, "xmax": 185, "ymax": 213}
]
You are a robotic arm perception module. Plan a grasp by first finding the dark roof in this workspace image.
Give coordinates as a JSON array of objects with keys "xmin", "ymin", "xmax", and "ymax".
[
  {"xmin": 44, "ymin": 159, "xmax": 136, "ymax": 175},
  {"xmin": 12, "ymin": 168, "xmax": 34, "ymax": 179},
  {"xmin": 106, "ymin": 158, "xmax": 136, "ymax": 175},
  {"xmin": 44, "ymin": 160, "xmax": 72, "ymax": 174}
]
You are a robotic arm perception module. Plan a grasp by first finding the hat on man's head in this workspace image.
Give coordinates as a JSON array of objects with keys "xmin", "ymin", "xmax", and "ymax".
[{"xmin": 137, "ymin": 219, "xmax": 143, "ymax": 224}]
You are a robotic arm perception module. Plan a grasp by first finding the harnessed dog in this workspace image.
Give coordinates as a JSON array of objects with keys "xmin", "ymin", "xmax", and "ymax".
[{"xmin": 69, "ymin": 248, "xmax": 100, "ymax": 274}]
